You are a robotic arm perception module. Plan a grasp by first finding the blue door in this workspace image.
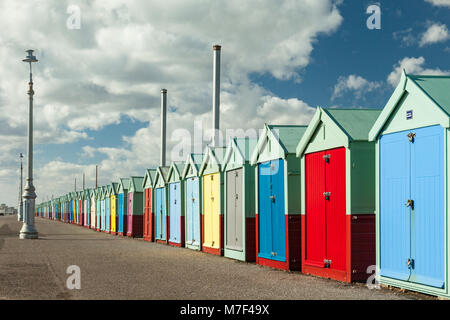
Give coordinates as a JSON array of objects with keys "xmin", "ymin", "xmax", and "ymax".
[
  {"xmin": 192, "ymin": 178, "xmax": 200, "ymax": 246},
  {"xmin": 185, "ymin": 178, "xmax": 194, "ymax": 245},
  {"xmin": 106, "ymin": 197, "xmax": 110, "ymax": 232},
  {"xmin": 258, "ymin": 161, "xmax": 272, "ymax": 260},
  {"xmin": 118, "ymin": 193, "xmax": 124, "ymax": 233},
  {"xmin": 156, "ymin": 188, "xmax": 166, "ymax": 241},
  {"xmin": 380, "ymin": 125, "xmax": 444, "ymax": 288},
  {"xmin": 169, "ymin": 182, "xmax": 181, "ymax": 243}
]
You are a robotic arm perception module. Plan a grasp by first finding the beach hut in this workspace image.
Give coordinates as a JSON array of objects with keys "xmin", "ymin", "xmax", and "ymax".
[
  {"xmin": 90, "ymin": 189, "xmax": 96, "ymax": 230},
  {"xmin": 78, "ymin": 191, "xmax": 83, "ymax": 226},
  {"xmin": 368, "ymin": 73, "xmax": 450, "ymax": 297},
  {"xmin": 154, "ymin": 167, "xmax": 169, "ymax": 244},
  {"xmin": 126, "ymin": 176, "xmax": 144, "ymax": 238},
  {"xmin": 222, "ymin": 137, "xmax": 258, "ymax": 262},
  {"xmin": 104, "ymin": 184, "xmax": 111, "ymax": 233},
  {"xmin": 250, "ymin": 124, "xmax": 307, "ymax": 271},
  {"xmin": 110, "ymin": 182, "xmax": 119, "ymax": 235},
  {"xmin": 181, "ymin": 154, "xmax": 204, "ymax": 251},
  {"xmin": 117, "ymin": 178, "xmax": 130, "ymax": 236},
  {"xmin": 96, "ymin": 187, "xmax": 102, "ymax": 231},
  {"xmin": 167, "ymin": 162, "xmax": 186, "ymax": 247},
  {"xmin": 199, "ymin": 146, "xmax": 227, "ymax": 256},
  {"xmin": 69, "ymin": 193, "xmax": 74, "ymax": 223},
  {"xmin": 296, "ymin": 107, "xmax": 380, "ymax": 282},
  {"xmin": 100, "ymin": 186, "xmax": 107, "ymax": 232},
  {"xmin": 142, "ymin": 169, "xmax": 157, "ymax": 242},
  {"xmin": 83, "ymin": 189, "xmax": 90, "ymax": 228}
]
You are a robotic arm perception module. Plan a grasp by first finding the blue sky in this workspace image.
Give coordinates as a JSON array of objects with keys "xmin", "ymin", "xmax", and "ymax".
[{"xmin": 1, "ymin": 0, "xmax": 450, "ymax": 205}]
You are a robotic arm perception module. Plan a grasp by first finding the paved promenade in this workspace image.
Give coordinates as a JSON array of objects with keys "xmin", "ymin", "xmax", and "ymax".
[{"xmin": 0, "ymin": 215, "xmax": 430, "ymax": 300}]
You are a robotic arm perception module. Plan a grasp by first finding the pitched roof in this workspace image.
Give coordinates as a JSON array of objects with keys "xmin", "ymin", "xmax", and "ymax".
[
  {"xmin": 235, "ymin": 137, "xmax": 258, "ymax": 161},
  {"xmin": 409, "ymin": 75, "xmax": 450, "ymax": 115},
  {"xmin": 129, "ymin": 176, "xmax": 144, "ymax": 192},
  {"xmin": 322, "ymin": 108, "xmax": 382, "ymax": 141},
  {"xmin": 267, "ymin": 125, "xmax": 308, "ymax": 153}
]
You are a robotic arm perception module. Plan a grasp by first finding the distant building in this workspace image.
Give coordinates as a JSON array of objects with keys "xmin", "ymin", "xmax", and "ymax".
[{"xmin": 0, "ymin": 203, "xmax": 17, "ymax": 216}]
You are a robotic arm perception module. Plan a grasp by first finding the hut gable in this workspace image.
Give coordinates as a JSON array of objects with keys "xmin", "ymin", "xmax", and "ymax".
[
  {"xmin": 222, "ymin": 137, "xmax": 258, "ymax": 171},
  {"xmin": 128, "ymin": 177, "xmax": 144, "ymax": 193},
  {"xmin": 251, "ymin": 124, "xmax": 307, "ymax": 165},
  {"xmin": 297, "ymin": 107, "xmax": 381, "ymax": 156},
  {"xmin": 142, "ymin": 169, "xmax": 157, "ymax": 189},
  {"xmin": 118, "ymin": 178, "xmax": 130, "ymax": 194},
  {"xmin": 369, "ymin": 72, "xmax": 450, "ymax": 141},
  {"xmin": 182, "ymin": 153, "xmax": 204, "ymax": 179},
  {"xmin": 167, "ymin": 162, "xmax": 185, "ymax": 183},
  {"xmin": 110, "ymin": 183, "xmax": 119, "ymax": 196},
  {"xmin": 154, "ymin": 166, "xmax": 170, "ymax": 188},
  {"xmin": 199, "ymin": 146, "xmax": 227, "ymax": 175}
]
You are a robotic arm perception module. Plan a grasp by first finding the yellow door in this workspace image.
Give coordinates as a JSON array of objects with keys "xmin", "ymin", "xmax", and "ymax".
[
  {"xmin": 111, "ymin": 195, "xmax": 116, "ymax": 232},
  {"xmin": 203, "ymin": 175, "xmax": 213, "ymax": 247},
  {"xmin": 211, "ymin": 173, "xmax": 220, "ymax": 249}
]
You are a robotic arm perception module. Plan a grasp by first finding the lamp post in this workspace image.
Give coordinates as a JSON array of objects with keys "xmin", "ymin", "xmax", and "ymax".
[
  {"xmin": 18, "ymin": 153, "xmax": 24, "ymax": 222},
  {"xmin": 20, "ymin": 49, "xmax": 38, "ymax": 239}
]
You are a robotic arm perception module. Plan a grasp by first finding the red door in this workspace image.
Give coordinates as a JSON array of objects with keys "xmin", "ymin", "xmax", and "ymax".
[
  {"xmin": 305, "ymin": 147, "xmax": 346, "ymax": 271},
  {"xmin": 305, "ymin": 151, "xmax": 326, "ymax": 267},
  {"xmin": 144, "ymin": 188, "xmax": 153, "ymax": 240}
]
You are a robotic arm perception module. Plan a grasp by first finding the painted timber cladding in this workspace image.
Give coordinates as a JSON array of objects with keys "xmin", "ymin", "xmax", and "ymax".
[
  {"xmin": 168, "ymin": 162, "xmax": 186, "ymax": 247},
  {"xmin": 200, "ymin": 146, "xmax": 227, "ymax": 256},
  {"xmin": 110, "ymin": 183, "xmax": 119, "ymax": 235},
  {"xmin": 90, "ymin": 190, "xmax": 96, "ymax": 229},
  {"xmin": 154, "ymin": 167, "xmax": 169, "ymax": 244},
  {"xmin": 369, "ymin": 73, "xmax": 450, "ymax": 298},
  {"xmin": 143, "ymin": 169, "xmax": 157, "ymax": 242},
  {"xmin": 251, "ymin": 124, "xmax": 306, "ymax": 271},
  {"xmin": 117, "ymin": 178, "xmax": 130, "ymax": 236},
  {"xmin": 297, "ymin": 107, "xmax": 380, "ymax": 282},
  {"xmin": 127, "ymin": 176, "xmax": 144, "ymax": 238},
  {"xmin": 182, "ymin": 153, "xmax": 204, "ymax": 251},
  {"xmin": 223, "ymin": 137, "xmax": 258, "ymax": 262}
]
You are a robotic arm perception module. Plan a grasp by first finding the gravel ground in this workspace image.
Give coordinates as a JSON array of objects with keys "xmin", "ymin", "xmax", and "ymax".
[{"xmin": 0, "ymin": 215, "xmax": 432, "ymax": 300}]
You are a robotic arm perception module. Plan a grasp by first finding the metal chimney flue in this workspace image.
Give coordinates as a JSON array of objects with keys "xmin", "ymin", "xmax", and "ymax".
[
  {"xmin": 212, "ymin": 45, "xmax": 221, "ymax": 146},
  {"xmin": 160, "ymin": 88, "xmax": 167, "ymax": 167}
]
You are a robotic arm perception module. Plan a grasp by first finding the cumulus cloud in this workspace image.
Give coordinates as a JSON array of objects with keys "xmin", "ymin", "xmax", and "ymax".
[
  {"xmin": 0, "ymin": 0, "xmax": 343, "ymax": 205},
  {"xmin": 419, "ymin": 23, "xmax": 450, "ymax": 46},
  {"xmin": 425, "ymin": 0, "xmax": 450, "ymax": 7},
  {"xmin": 387, "ymin": 56, "xmax": 450, "ymax": 87},
  {"xmin": 332, "ymin": 75, "xmax": 382, "ymax": 100}
]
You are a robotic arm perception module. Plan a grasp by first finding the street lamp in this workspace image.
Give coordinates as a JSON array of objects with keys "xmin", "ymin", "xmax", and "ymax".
[
  {"xmin": 20, "ymin": 49, "xmax": 38, "ymax": 239},
  {"xmin": 18, "ymin": 153, "xmax": 24, "ymax": 222}
]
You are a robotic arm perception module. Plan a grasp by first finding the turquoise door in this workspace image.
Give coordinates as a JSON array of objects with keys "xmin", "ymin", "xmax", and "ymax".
[
  {"xmin": 380, "ymin": 125, "xmax": 444, "ymax": 288},
  {"xmin": 156, "ymin": 188, "xmax": 166, "ymax": 241},
  {"xmin": 118, "ymin": 193, "xmax": 124, "ymax": 233}
]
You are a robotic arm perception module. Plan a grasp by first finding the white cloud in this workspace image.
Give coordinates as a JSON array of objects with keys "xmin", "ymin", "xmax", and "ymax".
[
  {"xmin": 0, "ymin": 0, "xmax": 342, "ymax": 205},
  {"xmin": 387, "ymin": 56, "xmax": 450, "ymax": 87},
  {"xmin": 419, "ymin": 23, "xmax": 450, "ymax": 46},
  {"xmin": 332, "ymin": 75, "xmax": 382, "ymax": 100},
  {"xmin": 425, "ymin": 0, "xmax": 450, "ymax": 7}
]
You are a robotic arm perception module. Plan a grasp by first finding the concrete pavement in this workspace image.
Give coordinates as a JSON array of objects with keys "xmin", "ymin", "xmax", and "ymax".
[{"xmin": 0, "ymin": 215, "xmax": 431, "ymax": 300}]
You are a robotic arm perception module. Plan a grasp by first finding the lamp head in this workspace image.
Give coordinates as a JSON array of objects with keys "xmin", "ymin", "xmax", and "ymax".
[{"xmin": 22, "ymin": 50, "xmax": 38, "ymax": 63}]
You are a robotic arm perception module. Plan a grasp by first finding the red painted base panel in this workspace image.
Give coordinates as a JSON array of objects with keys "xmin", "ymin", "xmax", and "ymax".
[
  {"xmin": 156, "ymin": 239, "xmax": 168, "ymax": 244},
  {"xmin": 168, "ymin": 241, "xmax": 182, "ymax": 247}
]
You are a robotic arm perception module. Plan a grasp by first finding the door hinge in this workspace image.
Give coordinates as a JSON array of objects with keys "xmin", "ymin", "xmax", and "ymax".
[
  {"xmin": 407, "ymin": 132, "xmax": 416, "ymax": 142},
  {"xmin": 323, "ymin": 154, "xmax": 330, "ymax": 162},
  {"xmin": 405, "ymin": 199, "xmax": 414, "ymax": 209},
  {"xmin": 407, "ymin": 258, "xmax": 414, "ymax": 269},
  {"xmin": 323, "ymin": 192, "xmax": 331, "ymax": 200}
]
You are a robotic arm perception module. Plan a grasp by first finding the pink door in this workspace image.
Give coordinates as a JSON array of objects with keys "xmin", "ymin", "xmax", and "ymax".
[{"xmin": 128, "ymin": 192, "xmax": 133, "ymax": 234}]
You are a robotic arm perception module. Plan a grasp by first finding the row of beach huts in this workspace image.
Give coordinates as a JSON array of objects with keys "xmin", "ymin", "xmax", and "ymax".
[{"xmin": 35, "ymin": 45, "xmax": 450, "ymax": 299}]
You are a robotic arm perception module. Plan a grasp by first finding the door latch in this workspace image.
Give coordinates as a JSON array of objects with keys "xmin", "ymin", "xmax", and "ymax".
[
  {"xmin": 323, "ymin": 154, "xmax": 330, "ymax": 163},
  {"xmin": 407, "ymin": 258, "xmax": 414, "ymax": 269},
  {"xmin": 405, "ymin": 199, "xmax": 414, "ymax": 209},
  {"xmin": 271, "ymin": 252, "xmax": 277, "ymax": 256},
  {"xmin": 269, "ymin": 195, "xmax": 276, "ymax": 202},
  {"xmin": 323, "ymin": 192, "xmax": 331, "ymax": 200},
  {"xmin": 324, "ymin": 259, "xmax": 332, "ymax": 268},
  {"xmin": 192, "ymin": 198, "xmax": 195, "ymax": 202},
  {"xmin": 235, "ymin": 194, "xmax": 239, "ymax": 200},
  {"xmin": 407, "ymin": 132, "xmax": 416, "ymax": 142}
]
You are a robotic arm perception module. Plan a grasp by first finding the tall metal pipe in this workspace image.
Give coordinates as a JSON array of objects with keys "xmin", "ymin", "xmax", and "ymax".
[
  {"xmin": 212, "ymin": 45, "xmax": 221, "ymax": 146},
  {"xmin": 160, "ymin": 88, "xmax": 167, "ymax": 166}
]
